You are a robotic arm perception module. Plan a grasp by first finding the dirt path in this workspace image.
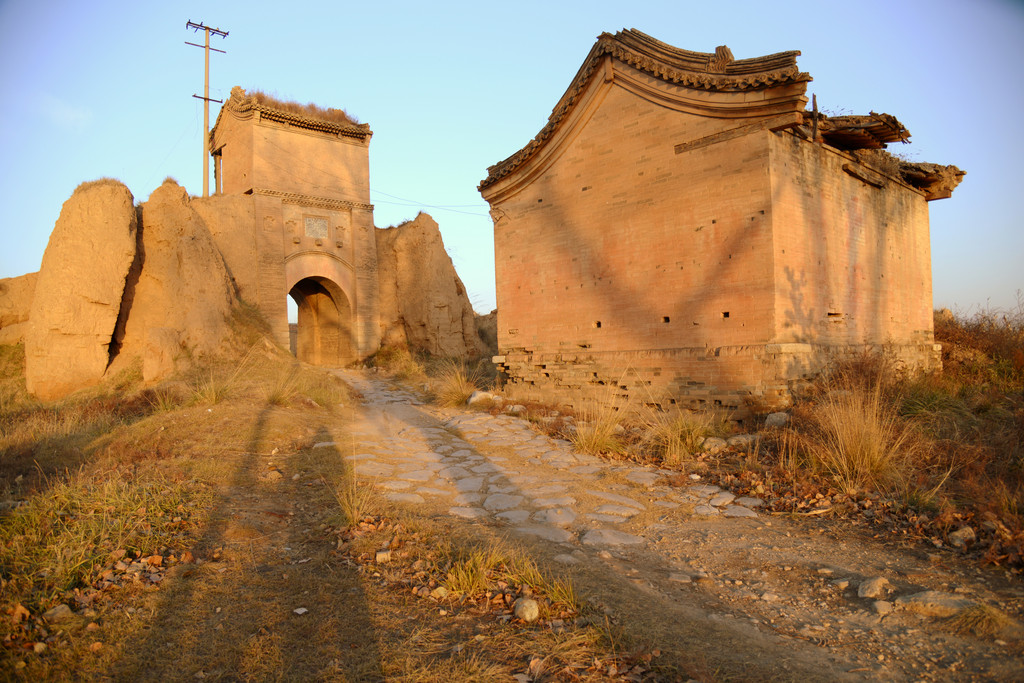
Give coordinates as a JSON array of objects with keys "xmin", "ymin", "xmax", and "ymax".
[{"xmin": 333, "ymin": 369, "xmax": 1024, "ymax": 681}]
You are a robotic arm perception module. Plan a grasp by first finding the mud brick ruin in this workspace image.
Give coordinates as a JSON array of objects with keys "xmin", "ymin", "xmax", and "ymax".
[{"xmin": 480, "ymin": 29, "xmax": 964, "ymax": 411}]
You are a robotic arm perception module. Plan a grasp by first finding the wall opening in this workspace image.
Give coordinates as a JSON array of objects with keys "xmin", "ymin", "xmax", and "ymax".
[{"xmin": 288, "ymin": 276, "xmax": 354, "ymax": 366}]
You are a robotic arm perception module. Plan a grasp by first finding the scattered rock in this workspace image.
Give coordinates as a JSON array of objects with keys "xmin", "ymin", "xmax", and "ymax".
[
  {"xmin": 764, "ymin": 412, "xmax": 790, "ymax": 428},
  {"xmin": 496, "ymin": 509, "xmax": 531, "ymax": 524},
  {"xmin": 858, "ymin": 577, "xmax": 889, "ymax": 599},
  {"xmin": 514, "ymin": 526, "xmax": 574, "ymax": 543},
  {"xmin": 430, "ymin": 586, "xmax": 450, "ymax": 600},
  {"xmin": 734, "ymin": 496, "xmax": 764, "ymax": 508},
  {"xmin": 483, "ymin": 494, "xmax": 524, "ymax": 511},
  {"xmin": 709, "ymin": 492, "xmax": 736, "ymax": 507},
  {"xmin": 699, "ymin": 437, "xmax": 727, "ymax": 453},
  {"xmin": 693, "ymin": 505, "xmax": 719, "ymax": 516},
  {"xmin": 722, "ymin": 506, "xmax": 757, "ymax": 518},
  {"xmin": 43, "ymin": 604, "xmax": 73, "ymax": 623},
  {"xmin": 448, "ymin": 507, "xmax": 488, "ymax": 519},
  {"xmin": 533, "ymin": 508, "xmax": 577, "ymax": 526},
  {"xmin": 513, "ymin": 597, "xmax": 540, "ymax": 622},
  {"xmin": 726, "ymin": 434, "xmax": 759, "ymax": 449},
  {"xmin": 292, "ymin": 607, "xmax": 308, "ymax": 616},
  {"xmin": 895, "ymin": 591, "xmax": 975, "ymax": 617},
  {"xmin": 581, "ymin": 529, "xmax": 645, "ymax": 546},
  {"xmin": 467, "ymin": 390, "xmax": 500, "ymax": 407},
  {"xmin": 872, "ymin": 600, "xmax": 893, "ymax": 615},
  {"xmin": 948, "ymin": 526, "xmax": 976, "ymax": 549}
]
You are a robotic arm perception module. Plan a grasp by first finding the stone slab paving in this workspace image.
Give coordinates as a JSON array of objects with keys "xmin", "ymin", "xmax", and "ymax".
[{"xmin": 333, "ymin": 369, "xmax": 761, "ymax": 553}]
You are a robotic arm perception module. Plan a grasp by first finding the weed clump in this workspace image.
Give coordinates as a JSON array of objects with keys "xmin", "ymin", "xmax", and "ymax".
[{"xmin": 433, "ymin": 359, "xmax": 482, "ymax": 407}]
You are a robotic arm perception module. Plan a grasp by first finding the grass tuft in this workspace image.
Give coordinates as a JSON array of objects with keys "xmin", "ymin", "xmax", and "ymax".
[
  {"xmin": 945, "ymin": 603, "xmax": 1016, "ymax": 638},
  {"xmin": 569, "ymin": 397, "xmax": 626, "ymax": 456},
  {"xmin": 433, "ymin": 359, "xmax": 481, "ymax": 407},
  {"xmin": 794, "ymin": 378, "xmax": 920, "ymax": 492}
]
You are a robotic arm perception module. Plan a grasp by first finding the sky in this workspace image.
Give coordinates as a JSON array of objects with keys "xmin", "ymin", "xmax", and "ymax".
[{"xmin": 1, "ymin": 0, "xmax": 1022, "ymax": 317}]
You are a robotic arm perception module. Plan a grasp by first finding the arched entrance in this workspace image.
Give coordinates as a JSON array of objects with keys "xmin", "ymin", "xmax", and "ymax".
[{"xmin": 288, "ymin": 277, "xmax": 355, "ymax": 366}]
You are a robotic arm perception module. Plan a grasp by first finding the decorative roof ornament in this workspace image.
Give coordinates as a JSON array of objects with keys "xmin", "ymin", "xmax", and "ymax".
[{"xmin": 708, "ymin": 46, "xmax": 734, "ymax": 73}]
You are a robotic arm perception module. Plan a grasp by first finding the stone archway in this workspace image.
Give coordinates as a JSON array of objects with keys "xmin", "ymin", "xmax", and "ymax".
[{"xmin": 288, "ymin": 277, "xmax": 354, "ymax": 366}]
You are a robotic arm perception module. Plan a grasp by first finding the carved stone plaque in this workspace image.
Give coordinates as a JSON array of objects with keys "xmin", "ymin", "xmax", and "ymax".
[{"xmin": 304, "ymin": 216, "xmax": 328, "ymax": 239}]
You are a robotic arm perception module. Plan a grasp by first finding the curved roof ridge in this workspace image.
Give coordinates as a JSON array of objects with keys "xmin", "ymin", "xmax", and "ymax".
[{"xmin": 479, "ymin": 30, "xmax": 810, "ymax": 191}]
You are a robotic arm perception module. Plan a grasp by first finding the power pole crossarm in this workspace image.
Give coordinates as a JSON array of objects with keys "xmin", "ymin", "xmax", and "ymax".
[{"xmin": 185, "ymin": 20, "xmax": 228, "ymax": 198}]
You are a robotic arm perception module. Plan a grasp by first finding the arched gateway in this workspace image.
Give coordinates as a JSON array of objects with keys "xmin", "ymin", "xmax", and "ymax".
[
  {"xmin": 289, "ymin": 277, "xmax": 354, "ymax": 366},
  {"xmin": 206, "ymin": 87, "xmax": 381, "ymax": 364}
]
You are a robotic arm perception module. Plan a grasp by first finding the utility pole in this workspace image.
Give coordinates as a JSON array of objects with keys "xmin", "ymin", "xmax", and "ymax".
[{"xmin": 185, "ymin": 20, "xmax": 228, "ymax": 197}]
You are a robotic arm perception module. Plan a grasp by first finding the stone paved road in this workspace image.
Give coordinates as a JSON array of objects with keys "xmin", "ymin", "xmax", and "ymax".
[
  {"xmin": 328, "ymin": 369, "xmax": 1024, "ymax": 681},
  {"xmin": 333, "ymin": 370, "xmax": 761, "ymax": 549}
]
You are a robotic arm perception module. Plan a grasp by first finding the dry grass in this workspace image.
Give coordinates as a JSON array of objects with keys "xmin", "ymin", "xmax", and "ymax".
[
  {"xmin": 371, "ymin": 344, "xmax": 426, "ymax": 380},
  {"xmin": 570, "ymin": 396, "xmax": 627, "ymax": 456},
  {"xmin": 248, "ymin": 89, "xmax": 360, "ymax": 126},
  {"xmin": 945, "ymin": 604, "xmax": 1017, "ymax": 638},
  {"xmin": 432, "ymin": 359, "xmax": 482, "ymax": 407},
  {"xmin": 795, "ymin": 378, "xmax": 921, "ymax": 493},
  {"xmin": 638, "ymin": 408, "xmax": 719, "ymax": 466},
  {"xmin": 0, "ymin": 469, "xmax": 208, "ymax": 613}
]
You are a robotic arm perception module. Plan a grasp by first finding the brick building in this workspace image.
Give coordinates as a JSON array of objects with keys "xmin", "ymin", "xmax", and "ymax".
[
  {"xmin": 209, "ymin": 87, "xmax": 381, "ymax": 365},
  {"xmin": 479, "ymin": 30, "xmax": 963, "ymax": 410}
]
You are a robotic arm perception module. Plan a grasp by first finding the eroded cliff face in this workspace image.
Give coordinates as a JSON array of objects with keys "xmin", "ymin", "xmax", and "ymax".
[
  {"xmin": 25, "ymin": 180, "xmax": 138, "ymax": 400},
  {"xmin": 375, "ymin": 213, "xmax": 485, "ymax": 358},
  {"xmin": 110, "ymin": 181, "xmax": 237, "ymax": 382},
  {"xmin": 0, "ymin": 272, "xmax": 38, "ymax": 345},
  {"xmin": 22, "ymin": 179, "xmax": 239, "ymax": 399}
]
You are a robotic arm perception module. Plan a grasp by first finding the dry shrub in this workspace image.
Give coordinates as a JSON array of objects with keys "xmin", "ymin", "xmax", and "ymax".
[
  {"xmin": 371, "ymin": 344, "xmax": 426, "ymax": 380},
  {"xmin": 638, "ymin": 408, "xmax": 718, "ymax": 465},
  {"xmin": 433, "ymin": 359, "xmax": 481, "ymax": 407},
  {"xmin": 570, "ymin": 397, "xmax": 627, "ymax": 456},
  {"xmin": 797, "ymin": 379, "xmax": 921, "ymax": 493},
  {"xmin": 248, "ymin": 89, "xmax": 360, "ymax": 126},
  {"xmin": 945, "ymin": 604, "xmax": 1017, "ymax": 638}
]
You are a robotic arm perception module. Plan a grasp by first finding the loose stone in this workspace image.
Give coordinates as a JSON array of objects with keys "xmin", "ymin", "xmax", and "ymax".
[
  {"xmin": 513, "ymin": 597, "xmax": 540, "ymax": 622},
  {"xmin": 709, "ymin": 492, "xmax": 736, "ymax": 507},
  {"xmin": 534, "ymin": 508, "xmax": 577, "ymax": 526},
  {"xmin": 483, "ymin": 494, "xmax": 524, "ymax": 511},
  {"xmin": 722, "ymin": 506, "xmax": 758, "ymax": 518},
  {"xmin": 582, "ymin": 529, "xmax": 645, "ymax": 546},
  {"xmin": 858, "ymin": 577, "xmax": 889, "ymax": 599},
  {"xmin": 593, "ymin": 504, "xmax": 639, "ymax": 517},
  {"xmin": 448, "ymin": 507, "xmax": 489, "ymax": 519},
  {"xmin": 496, "ymin": 509, "xmax": 531, "ymax": 524},
  {"xmin": 514, "ymin": 526, "xmax": 574, "ymax": 543}
]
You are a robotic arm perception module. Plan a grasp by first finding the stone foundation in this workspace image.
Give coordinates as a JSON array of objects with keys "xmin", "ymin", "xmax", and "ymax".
[{"xmin": 495, "ymin": 342, "xmax": 941, "ymax": 415}]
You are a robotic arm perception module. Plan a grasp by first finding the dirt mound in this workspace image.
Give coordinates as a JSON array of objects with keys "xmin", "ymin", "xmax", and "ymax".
[{"xmin": 376, "ymin": 213, "xmax": 484, "ymax": 357}]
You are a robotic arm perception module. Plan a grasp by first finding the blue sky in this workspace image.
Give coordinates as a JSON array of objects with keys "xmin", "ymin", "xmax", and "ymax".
[{"xmin": 1, "ymin": 0, "xmax": 1021, "ymax": 316}]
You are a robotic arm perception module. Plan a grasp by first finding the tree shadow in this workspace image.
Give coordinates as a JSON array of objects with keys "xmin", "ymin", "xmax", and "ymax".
[{"xmin": 101, "ymin": 406, "xmax": 385, "ymax": 681}]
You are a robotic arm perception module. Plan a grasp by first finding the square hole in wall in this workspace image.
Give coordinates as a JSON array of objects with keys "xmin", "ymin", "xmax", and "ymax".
[
  {"xmin": 662, "ymin": 316, "xmax": 670, "ymax": 323},
  {"xmin": 593, "ymin": 321, "xmax": 602, "ymax": 328},
  {"xmin": 721, "ymin": 311, "xmax": 730, "ymax": 319}
]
